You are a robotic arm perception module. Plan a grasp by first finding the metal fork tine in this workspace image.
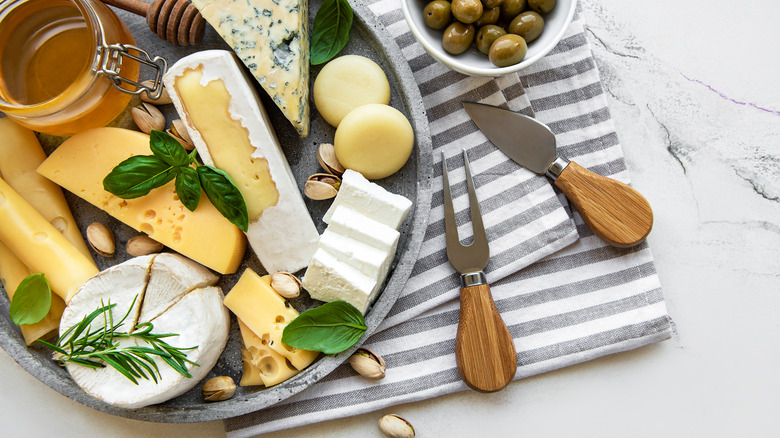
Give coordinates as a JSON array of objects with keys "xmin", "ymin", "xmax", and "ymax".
[
  {"xmin": 463, "ymin": 149, "xmax": 490, "ymax": 258},
  {"xmin": 441, "ymin": 151, "xmax": 460, "ymax": 252}
]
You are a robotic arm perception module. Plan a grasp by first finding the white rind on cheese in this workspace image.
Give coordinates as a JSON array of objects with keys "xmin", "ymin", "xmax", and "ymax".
[
  {"xmin": 138, "ymin": 253, "xmax": 219, "ymax": 323},
  {"xmin": 164, "ymin": 50, "xmax": 319, "ymax": 274},
  {"xmin": 328, "ymin": 206, "xmax": 400, "ymax": 255},
  {"xmin": 302, "ymin": 248, "xmax": 378, "ymax": 314},
  {"xmin": 323, "ymin": 169, "xmax": 413, "ymax": 229},
  {"xmin": 318, "ymin": 230, "xmax": 391, "ymax": 288},
  {"xmin": 190, "ymin": 0, "xmax": 310, "ymax": 136}
]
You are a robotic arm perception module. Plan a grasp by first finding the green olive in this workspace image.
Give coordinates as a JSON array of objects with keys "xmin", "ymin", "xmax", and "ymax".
[
  {"xmin": 474, "ymin": 6, "xmax": 500, "ymax": 27},
  {"xmin": 476, "ymin": 25, "xmax": 506, "ymax": 55},
  {"xmin": 489, "ymin": 34, "xmax": 527, "ymax": 67},
  {"xmin": 528, "ymin": 0, "xmax": 555, "ymax": 14},
  {"xmin": 483, "ymin": 0, "xmax": 504, "ymax": 9},
  {"xmin": 451, "ymin": 0, "xmax": 483, "ymax": 24},
  {"xmin": 499, "ymin": 0, "xmax": 527, "ymax": 22},
  {"xmin": 442, "ymin": 22, "xmax": 476, "ymax": 55},
  {"xmin": 508, "ymin": 11, "xmax": 544, "ymax": 43},
  {"xmin": 423, "ymin": 0, "xmax": 453, "ymax": 30}
]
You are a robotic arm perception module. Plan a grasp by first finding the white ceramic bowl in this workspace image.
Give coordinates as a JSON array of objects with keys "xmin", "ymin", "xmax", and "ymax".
[{"xmin": 401, "ymin": 0, "xmax": 577, "ymax": 76}]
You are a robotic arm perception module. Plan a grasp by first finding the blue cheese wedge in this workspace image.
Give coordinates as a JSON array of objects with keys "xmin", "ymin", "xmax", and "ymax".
[
  {"xmin": 323, "ymin": 169, "xmax": 413, "ymax": 229},
  {"xmin": 164, "ymin": 51, "xmax": 319, "ymax": 274},
  {"xmin": 190, "ymin": 0, "xmax": 310, "ymax": 136},
  {"xmin": 303, "ymin": 248, "xmax": 378, "ymax": 313}
]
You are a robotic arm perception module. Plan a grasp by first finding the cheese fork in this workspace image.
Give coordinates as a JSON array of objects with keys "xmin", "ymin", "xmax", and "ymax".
[{"xmin": 442, "ymin": 150, "xmax": 517, "ymax": 393}]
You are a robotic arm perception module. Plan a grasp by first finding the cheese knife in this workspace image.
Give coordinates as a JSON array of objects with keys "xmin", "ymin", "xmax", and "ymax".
[{"xmin": 463, "ymin": 101, "xmax": 653, "ymax": 248}]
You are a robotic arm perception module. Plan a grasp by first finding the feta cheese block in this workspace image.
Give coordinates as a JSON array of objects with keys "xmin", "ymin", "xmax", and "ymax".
[
  {"xmin": 190, "ymin": 0, "xmax": 310, "ymax": 136},
  {"xmin": 37, "ymin": 127, "xmax": 246, "ymax": 275},
  {"xmin": 318, "ymin": 230, "xmax": 392, "ymax": 289},
  {"xmin": 60, "ymin": 256, "xmax": 229, "ymax": 409},
  {"xmin": 328, "ymin": 206, "xmax": 400, "ymax": 255},
  {"xmin": 302, "ymin": 248, "xmax": 378, "ymax": 314},
  {"xmin": 323, "ymin": 169, "xmax": 413, "ymax": 229},
  {"xmin": 165, "ymin": 51, "xmax": 319, "ymax": 274},
  {"xmin": 223, "ymin": 269, "xmax": 319, "ymax": 371}
]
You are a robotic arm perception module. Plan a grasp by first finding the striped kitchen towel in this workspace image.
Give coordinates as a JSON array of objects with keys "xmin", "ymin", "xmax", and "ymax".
[{"xmin": 225, "ymin": 3, "xmax": 672, "ymax": 436}]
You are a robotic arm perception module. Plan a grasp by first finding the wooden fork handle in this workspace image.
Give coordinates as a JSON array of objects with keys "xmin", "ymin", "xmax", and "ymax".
[
  {"xmin": 554, "ymin": 161, "xmax": 654, "ymax": 248},
  {"xmin": 455, "ymin": 283, "xmax": 517, "ymax": 392}
]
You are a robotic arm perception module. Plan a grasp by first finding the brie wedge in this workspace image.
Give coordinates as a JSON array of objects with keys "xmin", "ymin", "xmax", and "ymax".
[{"xmin": 60, "ymin": 254, "xmax": 227, "ymax": 409}]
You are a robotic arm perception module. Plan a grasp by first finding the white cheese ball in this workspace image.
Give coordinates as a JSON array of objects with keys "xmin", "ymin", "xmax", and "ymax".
[
  {"xmin": 334, "ymin": 104, "xmax": 414, "ymax": 180},
  {"xmin": 313, "ymin": 55, "xmax": 391, "ymax": 127}
]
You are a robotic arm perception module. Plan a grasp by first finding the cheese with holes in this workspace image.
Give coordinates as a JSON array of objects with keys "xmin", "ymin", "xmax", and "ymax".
[
  {"xmin": 0, "ymin": 241, "xmax": 66, "ymax": 345},
  {"xmin": 37, "ymin": 127, "xmax": 246, "ymax": 275},
  {"xmin": 60, "ymin": 255, "xmax": 227, "ymax": 408},
  {"xmin": 190, "ymin": 0, "xmax": 310, "ymax": 136},
  {"xmin": 223, "ymin": 269, "xmax": 318, "ymax": 371},
  {"xmin": 164, "ymin": 51, "xmax": 318, "ymax": 274},
  {"xmin": 323, "ymin": 169, "xmax": 413, "ymax": 229},
  {"xmin": 0, "ymin": 118, "xmax": 92, "ymax": 259},
  {"xmin": 0, "ymin": 177, "xmax": 99, "ymax": 302},
  {"xmin": 237, "ymin": 319, "xmax": 300, "ymax": 387}
]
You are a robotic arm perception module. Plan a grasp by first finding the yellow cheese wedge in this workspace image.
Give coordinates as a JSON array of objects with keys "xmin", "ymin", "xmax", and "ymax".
[
  {"xmin": 37, "ymin": 127, "xmax": 246, "ymax": 275},
  {"xmin": 0, "ymin": 118, "xmax": 92, "ymax": 259},
  {"xmin": 0, "ymin": 177, "xmax": 99, "ymax": 302},
  {"xmin": 0, "ymin": 241, "xmax": 66, "ymax": 345},
  {"xmin": 223, "ymin": 269, "xmax": 319, "ymax": 370},
  {"xmin": 237, "ymin": 318, "xmax": 300, "ymax": 387}
]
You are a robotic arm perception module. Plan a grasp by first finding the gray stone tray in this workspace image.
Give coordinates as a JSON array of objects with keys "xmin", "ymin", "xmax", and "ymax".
[{"xmin": 0, "ymin": 0, "xmax": 432, "ymax": 423}]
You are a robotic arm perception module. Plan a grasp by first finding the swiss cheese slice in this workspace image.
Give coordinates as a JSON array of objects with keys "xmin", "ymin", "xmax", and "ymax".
[
  {"xmin": 190, "ymin": 0, "xmax": 310, "ymax": 136},
  {"xmin": 237, "ymin": 318, "xmax": 300, "ymax": 387},
  {"xmin": 164, "ymin": 51, "xmax": 319, "ymax": 274},
  {"xmin": 223, "ymin": 269, "xmax": 318, "ymax": 371},
  {"xmin": 37, "ymin": 127, "xmax": 246, "ymax": 275},
  {"xmin": 0, "ymin": 118, "xmax": 92, "ymax": 259},
  {"xmin": 0, "ymin": 177, "xmax": 99, "ymax": 302}
]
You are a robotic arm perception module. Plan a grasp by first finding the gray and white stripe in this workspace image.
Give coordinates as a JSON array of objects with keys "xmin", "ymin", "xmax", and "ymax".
[{"xmin": 226, "ymin": 3, "xmax": 671, "ymax": 436}]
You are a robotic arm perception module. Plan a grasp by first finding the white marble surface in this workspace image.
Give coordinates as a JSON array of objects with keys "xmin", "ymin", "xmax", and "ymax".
[{"xmin": 2, "ymin": 0, "xmax": 779, "ymax": 436}]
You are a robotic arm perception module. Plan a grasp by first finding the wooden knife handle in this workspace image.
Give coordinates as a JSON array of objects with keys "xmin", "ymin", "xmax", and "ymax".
[
  {"xmin": 455, "ymin": 283, "xmax": 517, "ymax": 392},
  {"xmin": 554, "ymin": 161, "xmax": 653, "ymax": 248}
]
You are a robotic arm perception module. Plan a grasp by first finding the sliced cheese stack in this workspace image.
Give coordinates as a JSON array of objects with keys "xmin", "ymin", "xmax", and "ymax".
[
  {"xmin": 164, "ymin": 50, "xmax": 319, "ymax": 275},
  {"xmin": 223, "ymin": 269, "xmax": 319, "ymax": 387},
  {"xmin": 190, "ymin": 0, "xmax": 310, "ymax": 136},
  {"xmin": 37, "ymin": 127, "xmax": 246, "ymax": 275},
  {"xmin": 60, "ymin": 253, "xmax": 227, "ymax": 409},
  {"xmin": 303, "ymin": 170, "xmax": 412, "ymax": 313}
]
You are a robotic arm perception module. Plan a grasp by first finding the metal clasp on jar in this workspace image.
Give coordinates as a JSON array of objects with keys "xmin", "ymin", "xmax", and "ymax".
[{"xmin": 96, "ymin": 44, "xmax": 168, "ymax": 100}]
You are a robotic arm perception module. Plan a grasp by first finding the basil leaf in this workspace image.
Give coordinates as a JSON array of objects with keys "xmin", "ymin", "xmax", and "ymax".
[
  {"xmin": 150, "ymin": 130, "xmax": 191, "ymax": 167},
  {"xmin": 197, "ymin": 165, "xmax": 249, "ymax": 232},
  {"xmin": 103, "ymin": 155, "xmax": 178, "ymax": 199},
  {"xmin": 311, "ymin": 0, "xmax": 353, "ymax": 65},
  {"xmin": 175, "ymin": 167, "xmax": 201, "ymax": 212},
  {"xmin": 282, "ymin": 301, "xmax": 367, "ymax": 354},
  {"xmin": 10, "ymin": 273, "xmax": 52, "ymax": 326}
]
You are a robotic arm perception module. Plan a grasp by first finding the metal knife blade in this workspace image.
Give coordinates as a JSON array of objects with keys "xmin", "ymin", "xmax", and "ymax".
[{"xmin": 462, "ymin": 101, "xmax": 558, "ymax": 175}]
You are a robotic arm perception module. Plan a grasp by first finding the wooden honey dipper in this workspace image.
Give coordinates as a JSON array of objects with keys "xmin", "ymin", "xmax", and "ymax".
[{"xmin": 100, "ymin": 0, "xmax": 206, "ymax": 46}]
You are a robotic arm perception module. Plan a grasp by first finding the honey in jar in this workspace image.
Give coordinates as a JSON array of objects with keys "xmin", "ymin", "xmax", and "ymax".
[{"xmin": 0, "ymin": 0, "xmax": 147, "ymax": 136}]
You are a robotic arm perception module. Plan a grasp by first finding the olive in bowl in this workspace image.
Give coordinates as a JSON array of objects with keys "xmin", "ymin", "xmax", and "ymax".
[
  {"xmin": 509, "ymin": 11, "xmax": 544, "ymax": 43},
  {"xmin": 423, "ymin": 0, "xmax": 453, "ymax": 30},
  {"xmin": 401, "ymin": 0, "xmax": 577, "ymax": 76},
  {"xmin": 489, "ymin": 34, "xmax": 528, "ymax": 67}
]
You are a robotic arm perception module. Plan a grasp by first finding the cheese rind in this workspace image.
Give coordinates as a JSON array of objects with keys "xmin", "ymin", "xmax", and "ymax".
[
  {"xmin": 164, "ymin": 51, "xmax": 319, "ymax": 274},
  {"xmin": 0, "ymin": 118, "xmax": 92, "ymax": 259},
  {"xmin": 191, "ymin": 0, "xmax": 310, "ymax": 136},
  {"xmin": 323, "ymin": 169, "xmax": 413, "ymax": 229},
  {"xmin": 0, "ymin": 177, "xmax": 99, "ymax": 302},
  {"xmin": 223, "ymin": 269, "xmax": 318, "ymax": 370},
  {"xmin": 302, "ymin": 248, "xmax": 378, "ymax": 314},
  {"xmin": 37, "ymin": 127, "xmax": 246, "ymax": 275}
]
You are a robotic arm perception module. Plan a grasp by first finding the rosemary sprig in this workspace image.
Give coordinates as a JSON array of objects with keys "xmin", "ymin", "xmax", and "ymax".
[{"xmin": 37, "ymin": 296, "xmax": 199, "ymax": 385}]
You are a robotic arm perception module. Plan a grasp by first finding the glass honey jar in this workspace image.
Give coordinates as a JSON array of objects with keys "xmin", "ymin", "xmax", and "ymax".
[{"xmin": 0, "ymin": 0, "xmax": 166, "ymax": 136}]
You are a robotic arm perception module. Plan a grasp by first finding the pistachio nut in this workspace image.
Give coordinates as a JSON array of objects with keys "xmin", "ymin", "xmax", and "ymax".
[
  {"xmin": 167, "ymin": 119, "xmax": 195, "ymax": 151},
  {"xmin": 270, "ymin": 272, "xmax": 302, "ymax": 299},
  {"xmin": 378, "ymin": 414, "xmax": 415, "ymax": 438},
  {"xmin": 126, "ymin": 235, "xmax": 163, "ymax": 256},
  {"xmin": 86, "ymin": 222, "xmax": 115, "ymax": 257},
  {"xmin": 202, "ymin": 376, "xmax": 237, "ymax": 402},
  {"xmin": 304, "ymin": 173, "xmax": 341, "ymax": 200},
  {"xmin": 317, "ymin": 143, "xmax": 345, "ymax": 176},
  {"xmin": 131, "ymin": 102, "xmax": 165, "ymax": 134},
  {"xmin": 348, "ymin": 348, "xmax": 386, "ymax": 380},
  {"xmin": 140, "ymin": 80, "xmax": 173, "ymax": 105}
]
